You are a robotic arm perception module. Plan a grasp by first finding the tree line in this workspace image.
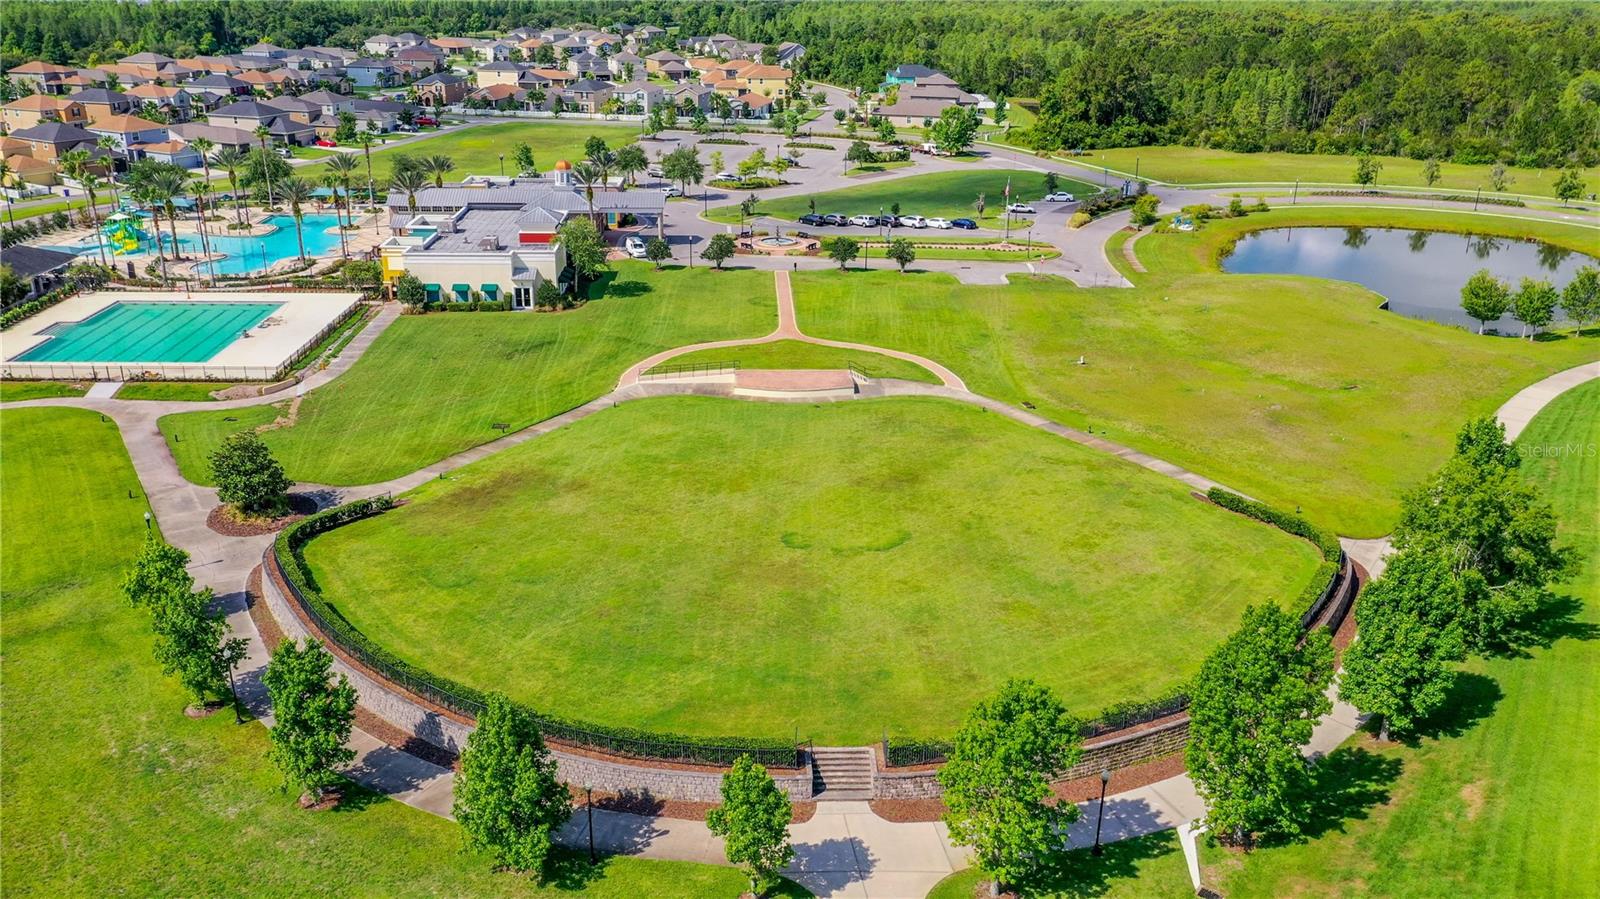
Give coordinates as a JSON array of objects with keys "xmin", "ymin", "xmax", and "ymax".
[{"xmin": 3, "ymin": 2, "xmax": 1596, "ymax": 166}]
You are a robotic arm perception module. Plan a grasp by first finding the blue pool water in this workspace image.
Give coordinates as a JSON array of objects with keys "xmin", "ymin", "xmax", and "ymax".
[
  {"xmin": 49, "ymin": 214, "xmax": 346, "ymax": 276},
  {"xmin": 12, "ymin": 301, "xmax": 282, "ymax": 362}
]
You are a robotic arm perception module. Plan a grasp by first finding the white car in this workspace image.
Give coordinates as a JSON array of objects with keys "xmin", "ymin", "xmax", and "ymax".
[
  {"xmin": 899, "ymin": 215, "xmax": 928, "ymax": 228},
  {"xmin": 1006, "ymin": 203, "xmax": 1037, "ymax": 215},
  {"xmin": 624, "ymin": 236, "xmax": 650, "ymax": 259},
  {"xmin": 715, "ymin": 171, "xmax": 740, "ymax": 182},
  {"xmin": 848, "ymin": 214, "xmax": 877, "ymax": 227},
  {"xmin": 926, "ymin": 217, "xmax": 953, "ymax": 229},
  {"xmin": 647, "ymin": 166, "xmax": 665, "ymax": 178},
  {"xmin": 662, "ymin": 185, "xmax": 683, "ymax": 198},
  {"xmin": 1043, "ymin": 192, "xmax": 1076, "ymax": 202}
]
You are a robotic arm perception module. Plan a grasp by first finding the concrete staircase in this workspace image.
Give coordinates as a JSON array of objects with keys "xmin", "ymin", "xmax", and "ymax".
[{"xmin": 810, "ymin": 746, "xmax": 875, "ymax": 801}]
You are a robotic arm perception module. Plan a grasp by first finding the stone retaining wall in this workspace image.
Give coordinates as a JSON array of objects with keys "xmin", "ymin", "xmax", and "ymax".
[{"xmin": 259, "ymin": 548, "xmax": 812, "ymax": 802}]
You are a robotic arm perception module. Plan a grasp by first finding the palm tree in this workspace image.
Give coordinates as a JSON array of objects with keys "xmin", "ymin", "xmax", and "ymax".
[
  {"xmin": 355, "ymin": 128, "xmax": 377, "ymax": 205},
  {"xmin": 79, "ymin": 171, "xmax": 110, "ymax": 267},
  {"xmin": 325, "ymin": 153, "xmax": 361, "ymax": 232},
  {"xmin": 149, "ymin": 167, "xmax": 188, "ymax": 261},
  {"xmin": 189, "ymin": 172, "xmax": 214, "ymax": 279},
  {"xmin": 212, "ymin": 146, "xmax": 248, "ymax": 226},
  {"xmin": 278, "ymin": 177, "xmax": 315, "ymax": 262},
  {"xmin": 613, "ymin": 144, "xmax": 647, "ymax": 189},
  {"xmin": 424, "ymin": 154, "xmax": 455, "ymax": 188},
  {"xmin": 322, "ymin": 173, "xmax": 349, "ymax": 258},
  {"xmin": 253, "ymin": 125, "xmax": 276, "ymax": 208},
  {"xmin": 389, "ymin": 168, "xmax": 430, "ymax": 213},
  {"xmin": 0, "ymin": 159, "xmax": 15, "ymax": 226},
  {"xmin": 572, "ymin": 162, "xmax": 601, "ymax": 217},
  {"xmin": 189, "ymin": 136, "xmax": 216, "ymax": 214},
  {"xmin": 585, "ymin": 147, "xmax": 615, "ymax": 191}
]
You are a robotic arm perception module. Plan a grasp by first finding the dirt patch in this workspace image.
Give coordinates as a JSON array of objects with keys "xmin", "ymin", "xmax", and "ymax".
[
  {"xmin": 183, "ymin": 700, "xmax": 228, "ymax": 719},
  {"xmin": 1459, "ymin": 780, "xmax": 1487, "ymax": 821},
  {"xmin": 298, "ymin": 788, "xmax": 344, "ymax": 811},
  {"xmin": 206, "ymin": 493, "xmax": 320, "ymax": 536}
]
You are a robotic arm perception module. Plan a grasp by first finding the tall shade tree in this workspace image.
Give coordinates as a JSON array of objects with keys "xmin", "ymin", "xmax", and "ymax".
[
  {"xmin": 263, "ymin": 638, "xmax": 356, "ymax": 805},
  {"xmin": 1187, "ymin": 604, "xmax": 1334, "ymax": 846},
  {"xmin": 703, "ymin": 232, "xmax": 737, "ymax": 269},
  {"xmin": 322, "ymin": 174, "xmax": 349, "ymax": 258},
  {"xmin": 571, "ymin": 162, "xmax": 601, "ymax": 216},
  {"xmin": 585, "ymin": 146, "xmax": 616, "ymax": 190},
  {"xmin": 1553, "ymin": 167, "xmax": 1585, "ymax": 205},
  {"xmin": 660, "ymin": 145, "xmax": 704, "ymax": 197},
  {"xmin": 1561, "ymin": 265, "xmax": 1600, "ymax": 333},
  {"xmin": 938, "ymin": 678, "xmax": 1083, "ymax": 893},
  {"xmin": 278, "ymin": 177, "xmax": 315, "ymax": 261},
  {"xmin": 707, "ymin": 755, "xmax": 794, "ymax": 897},
  {"xmin": 1459, "ymin": 269, "xmax": 1511, "ymax": 334},
  {"xmin": 453, "ymin": 693, "xmax": 571, "ymax": 876},
  {"xmin": 1510, "ymin": 276, "xmax": 1560, "ymax": 340},
  {"xmin": 613, "ymin": 143, "xmax": 647, "ymax": 188},
  {"xmin": 121, "ymin": 536, "xmax": 247, "ymax": 711},
  {"xmin": 1339, "ymin": 550, "xmax": 1468, "ymax": 739},
  {"xmin": 208, "ymin": 430, "xmax": 290, "ymax": 518},
  {"xmin": 557, "ymin": 215, "xmax": 607, "ymax": 292}
]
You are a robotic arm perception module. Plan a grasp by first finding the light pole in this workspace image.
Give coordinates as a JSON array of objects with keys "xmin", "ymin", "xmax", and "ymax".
[
  {"xmin": 227, "ymin": 658, "xmax": 244, "ymax": 724},
  {"xmin": 1091, "ymin": 768, "xmax": 1110, "ymax": 856},
  {"xmin": 498, "ymin": 153, "xmax": 504, "ymax": 177},
  {"xmin": 1292, "ymin": 178, "xmax": 1299, "ymax": 205},
  {"xmin": 585, "ymin": 784, "xmax": 597, "ymax": 864}
]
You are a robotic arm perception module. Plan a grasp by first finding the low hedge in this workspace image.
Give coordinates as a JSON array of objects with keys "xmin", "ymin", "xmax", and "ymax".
[
  {"xmin": 1309, "ymin": 189, "xmax": 1526, "ymax": 208},
  {"xmin": 1205, "ymin": 488, "xmax": 1343, "ymax": 626},
  {"xmin": 275, "ymin": 499, "xmax": 799, "ymax": 768},
  {"xmin": 1, "ymin": 264, "xmax": 111, "ymax": 330},
  {"xmin": 785, "ymin": 141, "xmax": 836, "ymax": 150}
]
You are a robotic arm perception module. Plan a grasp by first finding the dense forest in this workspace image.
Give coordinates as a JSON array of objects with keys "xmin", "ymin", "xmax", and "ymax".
[{"xmin": 4, "ymin": 1, "xmax": 1597, "ymax": 165}]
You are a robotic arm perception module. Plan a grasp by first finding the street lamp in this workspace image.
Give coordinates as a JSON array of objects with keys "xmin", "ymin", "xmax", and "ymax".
[
  {"xmin": 499, "ymin": 153, "xmax": 504, "ymax": 177},
  {"xmin": 227, "ymin": 658, "xmax": 244, "ymax": 724},
  {"xmin": 1091, "ymin": 768, "xmax": 1111, "ymax": 856},
  {"xmin": 582, "ymin": 783, "xmax": 595, "ymax": 863}
]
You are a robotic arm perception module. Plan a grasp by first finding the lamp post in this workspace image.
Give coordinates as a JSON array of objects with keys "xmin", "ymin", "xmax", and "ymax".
[
  {"xmin": 227, "ymin": 658, "xmax": 244, "ymax": 724},
  {"xmin": 585, "ymin": 784, "xmax": 597, "ymax": 864},
  {"xmin": 1292, "ymin": 178, "xmax": 1299, "ymax": 205},
  {"xmin": 498, "ymin": 153, "xmax": 504, "ymax": 177},
  {"xmin": 1091, "ymin": 768, "xmax": 1111, "ymax": 856}
]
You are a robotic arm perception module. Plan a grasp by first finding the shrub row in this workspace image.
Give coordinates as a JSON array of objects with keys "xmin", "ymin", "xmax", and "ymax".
[
  {"xmin": 2, "ymin": 210, "xmax": 74, "ymax": 248},
  {"xmin": 1, "ymin": 263, "xmax": 110, "ymax": 329},
  {"xmin": 1309, "ymin": 189, "xmax": 1526, "ymax": 208},
  {"xmin": 275, "ymin": 500, "xmax": 799, "ymax": 768},
  {"xmin": 784, "ymin": 141, "xmax": 836, "ymax": 150},
  {"xmin": 697, "ymin": 137, "xmax": 752, "ymax": 146},
  {"xmin": 710, "ymin": 176, "xmax": 784, "ymax": 189},
  {"xmin": 1205, "ymin": 488, "xmax": 1341, "ymax": 561}
]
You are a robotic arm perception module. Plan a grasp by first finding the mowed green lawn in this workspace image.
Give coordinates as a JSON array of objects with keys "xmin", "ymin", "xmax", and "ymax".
[
  {"xmin": 651, "ymin": 339, "xmax": 940, "ymax": 382},
  {"xmin": 706, "ymin": 169, "xmax": 1099, "ymax": 227},
  {"xmin": 302, "ymin": 396, "xmax": 1324, "ymax": 745},
  {"xmin": 160, "ymin": 263, "xmax": 776, "ymax": 486},
  {"xmin": 0, "ymin": 380, "xmax": 87, "ymax": 402},
  {"xmin": 298, "ymin": 120, "xmax": 641, "ymax": 191},
  {"xmin": 1075, "ymin": 145, "xmax": 1600, "ymax": 198},
  {"xmin": 793, "ymin": 207, "xmax": 1600, "ymax": 537},
  {"xmin": 0, "ymin": 408, "xmax": 787, "ymax": 897}
]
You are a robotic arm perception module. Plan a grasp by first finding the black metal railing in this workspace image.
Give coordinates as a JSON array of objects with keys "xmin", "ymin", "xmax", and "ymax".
[
  {"xmin": 641, "ymin": 360, "xmax": 740, "ymax": 380},
  {"xmin": 273, "ymin": 497, "xmax": 799, "ymax": 769}
]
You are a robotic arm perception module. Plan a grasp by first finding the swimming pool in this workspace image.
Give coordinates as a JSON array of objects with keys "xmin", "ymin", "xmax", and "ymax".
[
  {"xmin": 12, "ymin": 301, "xmax": 282, "ymax": 363},
  {"xmin": 48, "ymin": 214, "xmax": 346, "ymax": 276}
]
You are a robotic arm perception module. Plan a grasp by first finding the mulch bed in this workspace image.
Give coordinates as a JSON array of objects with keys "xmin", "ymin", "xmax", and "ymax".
[
  {"xmin": 869, "ymin": 750, "xmax": 1189, "ymax": 823},
  {"xmin": 354, "ymin": 706, "xmax": 462, "ymax": 771},
  {"xmin": 244, "ymin": 566, "xmax": 285, "ymax": 651},
  {"xmin": 206, "ymin": 493, "xmax": 320, "ymax": 536}
]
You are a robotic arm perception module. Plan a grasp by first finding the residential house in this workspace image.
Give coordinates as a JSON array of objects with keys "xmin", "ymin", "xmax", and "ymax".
[
  {"xmin": 131, "ymin": 139, "xmax": 202, "ymax": 168},
  {"xmin": 686, "ymin": 57, "xmax": 720, "ymax": 78},
  {"xmin": 1, "ymin": 246, "xmax": 78, "ymax": 302},
  {"xmin": 260, "ymin": 95, "xmax": 323, "ymax": 124},
  {"xmin": 70, "ymin": 89, "xmax": 137, "ymax": 126},
  {"xmin": 566, "ymin": 51, "xmax": 608, "ymax": 78},
  {"xmin": 395, "ymin": 46, "xmax": 446, "ymax": 72},
  {"xmin": 775, "ymin": 42, "xmax": 806, "ymax": 67},
  {"xmin": 873, "ymin": 97, "xmax": 965, "ymax": 128},
  {"xmin": 608, "ymin": 51, "xmax": 644, "ymax": 80},
  {"xmin": 524, "ymin": 68, "xmax": 576, "ymax": 89},
  {"xmin": 644, "ymin": 50, "xmax": 686, "ymax": 74},
  {"xmin": 586, "ymin": 33, "xmax": 622, "ymax": 52},
  {"xmin": 184, "ymin": 74, "xmax": 253, "ymax": 107},
  {"xmin": 610, "ymin": 81, "xmax": 665, "ymax": 113},
  {"xmin": 562, "ymin": 78, "xmax": 612, "ymax": 114},
  {"xmin": 669, "ymin": 84, "xmax": 715, "ymax": 114},
  {"xmin": 734, "ymin": 93, "xmax": 774, "ymax": 119},
  {"xmin": 348, "ymin": 97, "xmax": 414, "ymax": 131},
  {"xmin": 298, "ymin": 90, "xmax": 358, "ymax": 117},
  {"xmin": 884, "ymin": 64, "xmax": 940, "ymax": 87},
  {"xmin": 85, "ymin": 114, "xmax": 169, "ymax": 154},
  {"xmin": 169, "ymin": 121, "xmax": 258, "ymax": 152},
  {"xmin": 429, "ymin": 37, "xmax": 481, "ymax": 57},
  {"xmin": 9, "ymin": 121, "xmax": 102, "ymax": 161},
  {"xmin": 207, "ymin": 100, "xmax": 315, "ymax": 145},
  {"xmin": 7, "ymin": 61, "xmax": 78, "ymax": 95},
  {"xmin": 475, "ymin": 61, "xmax": 528, "ymax": 87},
  {"xmin": 346, "ymin": 59, "xmax": 399, "ymax": 88},
  {"xmin": 552, "ymin": 36, "xmax": 587, "ymax": 55},
  {"xmin": 655, "ymin": 60, "xmax": 693, "ymax": 82},
  {"xmin": 237, "ymin": 69, "xmax": 294, "ymax": 93},
  {"xmin": 364, "ymin": 32, "xmax": 425, "ymax": 56},
  {"xmin": 630, "ymin": 25, "xmax": 667, "ymax": 46},
  {"xmin": 124, "ymin": 84, "xmax": 195, "ymax": 122},
  {"xmin": 178, "ymin": 56, "xmax": 244, "ymax": 75},
  {"xmin": 469, "ymin": 83, "xmax": 526, "ymax": 109},
  {"xmin": 737, "ymin": 64, "xmax": 794, "ymax": 100},
  {"xmin": 1, "ymin": 151, "xmax": 59, "ymax": 188},
  {"xmin": 119, "ymin": 53, "xmax": 197, "ymax": 83},
  {"xmin": 242, "ymin": 42, "xmax": 289, "ymax": 59},
  {"xmin": 538, "ymin": 28, "xmax": 573, "ymax": 44},
  {"xmin": 2, "ymin": 95, "xmax": 88, "ymax": 132},
  {"xmin": 414, "ymin": 72, "xmax": 470, "ymax": 107},
  {"xmin": 302, "ymin": 46, "xmax": 361, "ymax": 67}
]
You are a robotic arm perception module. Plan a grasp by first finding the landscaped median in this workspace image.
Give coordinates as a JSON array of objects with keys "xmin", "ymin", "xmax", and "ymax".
[{"xmin": 704, "ymin": 169, "xmax": 1098, "ymax": 228}]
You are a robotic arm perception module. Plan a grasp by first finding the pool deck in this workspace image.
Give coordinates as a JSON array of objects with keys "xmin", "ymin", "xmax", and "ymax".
[{"xmin": 1, "ymin": 289, "xmax": 360, "ymax": 382}]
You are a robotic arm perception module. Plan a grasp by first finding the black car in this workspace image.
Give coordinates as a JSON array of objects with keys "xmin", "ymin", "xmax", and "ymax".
[
  {"xmin": 822, "ymin": 213, "xmax": 848, "ymax": 226},
  {"xmin": 951, "ymin": 218, "xmax": 978, "ymax": 229},
  {"xmin": 798, "ymin": 213, "xmax": 825, "ymax": 226},
  {"xmin": 876, "ymin": 215, "xmax": 899, "ymax": 227}
]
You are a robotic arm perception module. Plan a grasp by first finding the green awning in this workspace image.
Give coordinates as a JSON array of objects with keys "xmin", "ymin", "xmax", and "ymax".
[
  {"xmin": 452, "ymin": 283, "xmax": 470, "ymax": 291},
  {"xmin": 480, "ymin": 284, "xmax": 499, "ymax": 298},
  {"xmin": 423, "ymin": 283, "xmax": 440, "ymax": 295}
]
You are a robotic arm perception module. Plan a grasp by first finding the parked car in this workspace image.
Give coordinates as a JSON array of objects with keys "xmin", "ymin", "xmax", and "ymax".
[
  {"xmin": 951, "ymin": 218, "xmax": 978, "ymax": 229},
  {"xmin": 1043, "ymin": 191, "xmax": 1076, "ymax": 202},
  {"xmin": 315, "ymin": 138, "xmax": 338, "ymax": 148},
  {"xmin": 822, "ymin": 213, "xmax": 848, "ymax": 226},
  {"xmin": 875, "ymin": 214, "xmax": 899, "ymax": 228},
  {"xmin": 926, "ymin": 217, "xmax": 953, "ymax": 229},
  {"xmin": 275, "ymin": 146, "xmax": 295, "ymax": 158},
  {"xmin": 1006, "ymin": 203, "xmax": 1037, "ymax": 215},
  {"xmin": 899, "ymin": 215, "xmax": 927, "ymax": 228},
  {"xmin": 715, "ymin": 171, "xmax": 740, "ymax": 182},
  {"xmin": 798, "ymin": 213, "xmax": 825, "ymax": 226},
  {"xmin": 416, "ymin": 115, "xmax": 439, "ymax": 127},
  {"xmin": 624, "ymin": 235, "xmax": 649, "ymax": 259},
  {"xmin": 662, "ymin": 185, "xmax": 683, "ymax": 198},
  {"xmin": 848, "ymin": 214, "xmax": 877, "ymax": 227},
  {"xmin": 647, "ymin": 166, "xmax": 665, "ymax": 178}
]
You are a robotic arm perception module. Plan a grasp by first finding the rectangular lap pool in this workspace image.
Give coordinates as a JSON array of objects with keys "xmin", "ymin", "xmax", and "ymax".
[{"xmin": 13, "ymin": 301, "xmax": 283, "ymax": 363}]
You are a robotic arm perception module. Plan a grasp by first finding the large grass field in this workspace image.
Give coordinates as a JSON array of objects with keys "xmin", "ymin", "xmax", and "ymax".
[
  {"xmin": 705, "ymin": 169, "xmax": 1099, "ymax": 227},
  {"xmin": 650, "ymin": 339, "xmax": 940, "ymax": 382},
  {"xmin": 160, "ymin": 263, "xmax": 776, "ymax": 486},
  {"xmin": 301, "ymin": 395, "xmax": 1324, "ymax": 745},
  {"xmin": 0, "ymin": 407, "xmax": 792, "ymax": 897},
  {"xmin": 792, "ymin": 207, "xmax": 1600, "ymax": 537},
  {"xmin": 1066, "ymin": 145, "xmax": 1600, "ymax": 199},
  {"xmin": 297, "ymin": 120, "xmax": 642, "ymax": 193}
]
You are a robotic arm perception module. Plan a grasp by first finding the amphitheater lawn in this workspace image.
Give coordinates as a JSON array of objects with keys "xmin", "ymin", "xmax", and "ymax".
[
  {"xmin": 160, "ymin": 263, "xmax": 776, "ymax": 486},
  {"xmin": 793, "ymin": 207, "xmax": 1600, "ymax": 537},
  {"xmin": 1072, "ymin": 145, "xmax": 1600, "ymax": 199},
  {"xmin": 0, "ymin": 408, "xmax": 791, "ymax": 897},
  {"xmin": 295, "ymin": 120, "xmax": 640, "ymax": 189},
  {"xmin": 649, "ymin": 339, "xmax": 940, "ymax": 382},
  {"xmin": 303, "ymin": 395, "xmax": 1325, "ymax": 746},
  {"xmin": 705, "ymin": 169, "xmax": 1099, "ymax": 226}
]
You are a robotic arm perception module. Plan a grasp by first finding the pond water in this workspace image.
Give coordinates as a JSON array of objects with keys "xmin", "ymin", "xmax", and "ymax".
[{"xmin": 1221, "ymin": 227, "xmax": 1599, "ymax": 332}]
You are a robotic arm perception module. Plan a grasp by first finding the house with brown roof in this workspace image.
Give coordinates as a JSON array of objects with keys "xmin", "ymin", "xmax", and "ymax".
[
  {"xmin": 238, "ymin": 69, "xmax": 293, "ymax": 93},
  {"xmin": 7, "ymin": 61, "xmax": 78, "ymax": 95},
  {"xmin": 469, "ymin": 83, "xmax": 526, "ymax": 109},
  {"xmin": 414, "ymin": 73, "xmax": 470, "ymax": 107},
  {"xmin": 2, "ymin": 95, "xmax": 87, "ymax": 132},
  {"xmin": 737, "ymin": 64, "xmax": 794, "ymax": 100},
  {"xmin": 69, "ymin": 89, "xmax": 137, "ymax": 126},
  {"xmin": 85, "ymin": 114, "xmax": 169, "ymax": 152},
  {"xmin": 124, "ymin": 84, "xmax": 195, "ymax": 122}
]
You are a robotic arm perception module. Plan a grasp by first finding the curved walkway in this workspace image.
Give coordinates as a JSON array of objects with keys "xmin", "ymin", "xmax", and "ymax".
[{"xmin": 5, "ymin": 248, "xmax": 1596, "ymax": 898}]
